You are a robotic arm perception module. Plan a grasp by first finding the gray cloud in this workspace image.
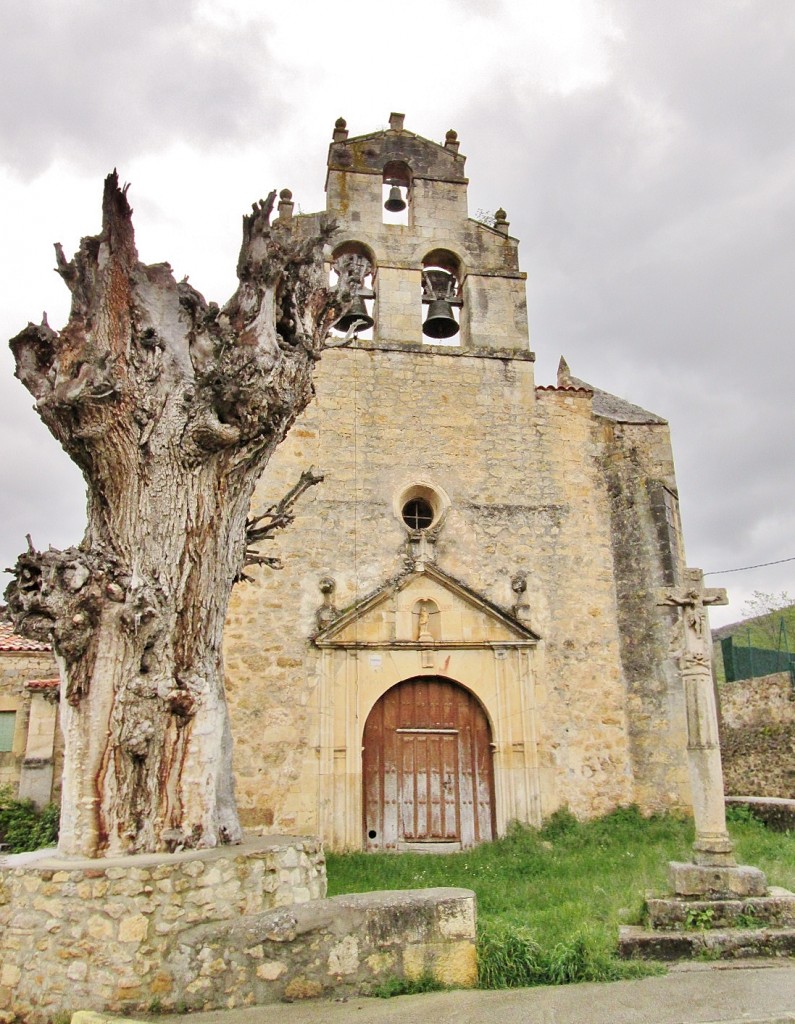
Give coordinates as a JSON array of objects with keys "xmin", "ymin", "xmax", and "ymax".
[
  {"xmin": 0, "ymin": 0, "xmax": 286, "ymax": 178},
  {"xmin": 455, "ymin": 1, "xmax": 795, "ymax": 614},
  {"xmin": 1, "ymin": 0, "xmax": 793, "ymax": 624}
]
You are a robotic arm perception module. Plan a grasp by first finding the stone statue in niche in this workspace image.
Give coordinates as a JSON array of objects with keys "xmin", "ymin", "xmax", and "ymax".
[{"xmin": 413, "ymin": 599, "xmax": 440, "ymax": 642}]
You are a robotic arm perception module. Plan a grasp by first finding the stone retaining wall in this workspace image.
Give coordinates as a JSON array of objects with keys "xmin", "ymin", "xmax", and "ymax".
[
  {"xmin": 726, "ymin": 796, "xmax": 795, "ymax": 832},
  {"xmin": 0, "ymin": 835, "xmax": 325, "ymax": 1023},
  {"xmin": 719, "ymin": 672, "xmax": 795, "ymax": 729},
  {"xmin": 719, "ymin": 672, "xmax": 795, "ymax": 799},
  {"xmin": 170, "ymin": 887, "xmax": 477, "ymax": 1009}
]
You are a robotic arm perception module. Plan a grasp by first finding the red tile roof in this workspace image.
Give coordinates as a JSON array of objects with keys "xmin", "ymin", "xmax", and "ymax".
[
  {"xmin": 26, "ymin": 678, "xmax": 60, "ymax": 691},
  {"xmin": 535, "ymin": 385, "xmax": 593, "ymax": 394},
  {"xmin": 0, "ymin": 621, "xmax": 52, "ymax": 652}
]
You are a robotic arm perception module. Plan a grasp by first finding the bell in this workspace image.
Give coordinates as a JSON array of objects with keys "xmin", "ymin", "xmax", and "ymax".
[
  {"xmin": 422, "ymin": 299, "xmax": 459, "ymax": 339},
  {"xmin": 334, "ymin": 296, "xmax": 375, "ymax": 333},
  {"xmin": 384, "ymin": 185, "xmax": 407, "ymax": 213}
]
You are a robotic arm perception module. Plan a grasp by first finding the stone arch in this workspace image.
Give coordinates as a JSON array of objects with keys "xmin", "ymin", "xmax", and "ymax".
[
  {"xmin": 328, "ymin": 241, "xmax": 377, "ymax": 338},
  {"xmin": 382, "ymin": 159, "xmax": 412, "ymax": 225}
]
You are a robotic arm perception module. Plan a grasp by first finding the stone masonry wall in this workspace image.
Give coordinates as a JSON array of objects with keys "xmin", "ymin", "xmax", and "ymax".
[
  {"xmin": 719, "ymin": 672, "xmax": 795, "ymax": 798},
  {"xmin": 598, "ymin": 419, "xmax": 692, "ymax": 813},
  {"xmin": 223, "ymin": 347, "xmax": 689, "ymax": 844},
  {"xmin": 169, "ymin": 887, "xmax": 477, "ymax": 1009},
  {"xmin": 0, "ymin": 835, "xmax": 325, "ymax": 1023}
]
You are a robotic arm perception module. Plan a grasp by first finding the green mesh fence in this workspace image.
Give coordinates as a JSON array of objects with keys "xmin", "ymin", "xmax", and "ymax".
[{"xmin": 721, "ymin": 624, "xmax": 795, "ymax": 685}]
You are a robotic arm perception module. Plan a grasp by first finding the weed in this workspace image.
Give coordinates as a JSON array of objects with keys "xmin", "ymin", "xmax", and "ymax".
[
  {"xmin": 0, "ymin": 786, "xmax": 59, "ymax": 853},
  {"xmin": 684, "ymin": 906, "xmax": 715, "ymax": 930},
  {"xmin": 148, "ymin": 997, "xmax": 163, "ymax": 1013},
  {"xmin": 370, "ymin": 973, "xmax": 446, "ymax": 998},
  {"xmin": 540, "ymin": 807, "xmax": 581, "ymax": 840},
  {"xmin": 726, "ymin": 803, "xmax": 757, "ymax": 826},
  {"xmin": 477, "ymin": 922, "xmax": 660, "ymax": 988},
  {"xmin": 735, "ymin": 910, "xmax": 762, "ymax": 928}
]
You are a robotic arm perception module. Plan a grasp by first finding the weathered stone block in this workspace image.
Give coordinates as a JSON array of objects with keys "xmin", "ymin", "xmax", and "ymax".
[
  {"xmin": 668, "ymin": 860, "xmax": 768, "ymax": 898},
  {"xmin": 647, "ymin": 892, "xmax": 795, "ymax": 930}
]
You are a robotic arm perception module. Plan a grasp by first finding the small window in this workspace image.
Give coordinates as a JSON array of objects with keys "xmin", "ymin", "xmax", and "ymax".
[
  {"xmin": 396, "ymin": 483, "xmax": 449, "ymax": 533},
  {"xmin": 0, "ymin": 711, "xmax": 16, "ymax": 752},
  {"xmin": 402, "ymin": 497, "xmax": 434, "ymax": 530}
]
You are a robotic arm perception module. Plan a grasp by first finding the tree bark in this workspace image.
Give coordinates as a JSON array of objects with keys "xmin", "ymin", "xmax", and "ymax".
[{"xmin": 6, "ymin": 174, "xmax": 345, "ymax": 857}]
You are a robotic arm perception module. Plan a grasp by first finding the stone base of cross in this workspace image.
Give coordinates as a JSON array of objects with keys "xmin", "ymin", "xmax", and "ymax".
[{"xmin": 659, "ymin": 568, "xmax": 767, "ymax": 897}]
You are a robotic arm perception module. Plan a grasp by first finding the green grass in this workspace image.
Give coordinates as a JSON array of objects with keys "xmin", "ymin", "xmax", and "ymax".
[{"xmin": 327, "ymin": 806, "xmax": 795, "ymax": 990}]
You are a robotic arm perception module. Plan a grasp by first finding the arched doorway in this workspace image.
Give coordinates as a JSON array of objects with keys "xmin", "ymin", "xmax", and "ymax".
[{"xmin": 362, "ymin": 676, "xmax": 495, "ymax": 851}]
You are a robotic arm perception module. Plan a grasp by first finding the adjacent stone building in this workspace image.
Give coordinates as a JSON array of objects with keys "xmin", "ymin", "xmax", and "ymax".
[
  {"xmin": 0, "ymin": 620, "xmax": 61, "ymax": 807},
  {"xmin": 223, "ymin": 113, "xmax": 693, "ymax": 851}
]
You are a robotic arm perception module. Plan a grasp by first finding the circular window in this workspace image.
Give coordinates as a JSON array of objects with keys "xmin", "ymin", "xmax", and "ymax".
[
  {"xmin": 402, "ymin": 497, "xmax": 434, "ymax": 530},
  {"xmin": 394, "ymin": 482, "xmax": 449, "ymax": 533}
]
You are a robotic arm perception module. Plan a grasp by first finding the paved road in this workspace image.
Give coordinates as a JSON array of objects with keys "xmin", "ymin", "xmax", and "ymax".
[{"xmin": 141, "ymin": 961, "xmax": 795, "ymax": 1024}]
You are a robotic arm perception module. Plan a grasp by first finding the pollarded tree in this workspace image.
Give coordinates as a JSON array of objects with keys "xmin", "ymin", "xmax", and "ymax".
[{"xmin": 5, "ymin": 174, "xmax": 355, "ymax": 858}]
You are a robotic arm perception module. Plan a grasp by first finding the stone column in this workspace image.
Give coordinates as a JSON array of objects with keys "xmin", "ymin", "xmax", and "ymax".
[{"xmin": 660, "ymin": 568, "xmax": 766, "ymax": 897}]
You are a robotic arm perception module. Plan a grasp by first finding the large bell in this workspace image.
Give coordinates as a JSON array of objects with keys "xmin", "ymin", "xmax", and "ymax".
[
  {"xmin": 334, "ymin": 296, "xmax": 375, "ymax": 334},
  {"xmin": 422, "ymin": 299, "xmax": 459, "ymax": 340},
  {"xmin": 384, "ymin": 185, "xmax": 407, "ymax": 213}
]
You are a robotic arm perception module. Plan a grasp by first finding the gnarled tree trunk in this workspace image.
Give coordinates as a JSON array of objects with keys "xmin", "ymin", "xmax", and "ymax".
[{"xmin": 6, "ymin": 175, "xmax": 347, "ymax": 857}]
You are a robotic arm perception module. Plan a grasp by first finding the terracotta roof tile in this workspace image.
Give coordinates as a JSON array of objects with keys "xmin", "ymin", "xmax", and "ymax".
[
  {"xmin": 535, "ymin": 385, "xmax": 593, "ymax": 395},
  {"xmin": 25, "ymin": 678, "xmax": 60, "ymax": 691},
  {"xmin": 0, "ymin": 621, "xmax": 52, "ymax": 652}
]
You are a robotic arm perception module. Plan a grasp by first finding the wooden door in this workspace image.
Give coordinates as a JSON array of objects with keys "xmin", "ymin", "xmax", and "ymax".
[{"xmin": 363, "ymin": 677, "xmax": 495, "ymax": 851}]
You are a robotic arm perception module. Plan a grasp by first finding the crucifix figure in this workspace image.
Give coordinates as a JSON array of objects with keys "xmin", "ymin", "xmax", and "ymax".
[
  {"xmin": 660, "ymin": 568, "xmax": 727, "ymax": 667},
  {"xmin": 659, "ymin": 568, "xmax": 736, "ymax": 867}
]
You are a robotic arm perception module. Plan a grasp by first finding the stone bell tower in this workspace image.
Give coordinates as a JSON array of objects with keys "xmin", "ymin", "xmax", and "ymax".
[{"xmin": 323, "ymin": 112, "xmax": 532, "ymax": 355}]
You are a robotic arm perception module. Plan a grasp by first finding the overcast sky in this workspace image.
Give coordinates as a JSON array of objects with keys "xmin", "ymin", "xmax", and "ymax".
[{"xmin": 1, "ymin": 0, "xmax": 793, "ymax": 628}]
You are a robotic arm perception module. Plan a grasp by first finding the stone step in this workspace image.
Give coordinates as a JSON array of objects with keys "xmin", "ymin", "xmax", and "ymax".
[
  {"xmin": 619, "ymin": 924, "xmax": 795, "ymax": 961},
  {"xmin": 647, "ymin": 892, "xmax": 795, "ymax": 931}
]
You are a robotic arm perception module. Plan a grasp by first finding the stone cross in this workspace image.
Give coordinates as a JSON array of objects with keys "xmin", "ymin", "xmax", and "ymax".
[
  {"xmin": 658, "ymin": 569, "xmax": 735, "ymax": 867},
  {"xmin": 660, "ymin": 568, "xmax": 728, "ymax": 666}
]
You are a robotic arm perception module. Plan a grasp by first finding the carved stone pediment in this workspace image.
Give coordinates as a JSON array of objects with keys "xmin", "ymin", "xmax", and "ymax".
[{"xmin": 314, "ymin": 564, "xmax": 540, "ymax": 649}]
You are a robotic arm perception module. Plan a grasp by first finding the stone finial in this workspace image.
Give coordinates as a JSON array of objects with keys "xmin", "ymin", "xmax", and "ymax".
[
  {"xmin": 444, "ymin": 129, "xmax": 460, "ymax": 153},
  {"xmin": 511, "ymin": 572, "xmax": 527, "ymax": 595},
  {"xmin": 557, "ymin": 356, "xmax": 572, "ymax": 387},
  {"xmin": 277, "ymin": 188, "xmax": 294, "ymax": 222},
  {"xmin": 333, "ymin": 117, "xmax": 348, "ymax": 142},
  {"xmin": 389, "ymin": 112, "xmax": 405, "ymax": 132},
  {"xmin": 511, "ymin": 571, "xmax": 532, "ymax": 622},
  {"xmin": 494, "ymin": 207, "xmax": 509, "ymax": 235},
  {"xmin": 316, "ymin": 576, "xmax": 337, "ymax": 629}
]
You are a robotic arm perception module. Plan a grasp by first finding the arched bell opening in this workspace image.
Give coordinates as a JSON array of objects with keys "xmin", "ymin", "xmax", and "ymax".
[
  {"xmin": 328, "ymin": 241, "xmax": 376, "ymax": 340},
  {"xmin": 362, "ymin": 676, "xmax": 496, "ymax": 851},
  {"xmin": 421, "ymin": 249, "xmax": 463, "ymax": 347},
  {"xmin": 382, "ymin": 160, "xmax": 411, "ymax": 226}
]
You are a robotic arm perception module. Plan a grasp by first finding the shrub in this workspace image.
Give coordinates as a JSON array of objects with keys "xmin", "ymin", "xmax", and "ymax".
[{"xmin": 0, "ymin": 786, "xmax": 59, "ymax": 853}]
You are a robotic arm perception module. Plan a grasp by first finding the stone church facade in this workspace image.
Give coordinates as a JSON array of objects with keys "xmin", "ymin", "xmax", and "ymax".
[{"xmin": 223, "ymin": 113, "xmax": 693, "ymax": 851}]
